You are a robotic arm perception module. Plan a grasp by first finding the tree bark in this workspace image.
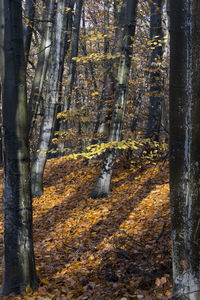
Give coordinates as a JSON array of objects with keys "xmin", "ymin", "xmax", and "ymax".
[
  {"xmin": 28, "ymin": 0, "xmax": 55, "ymax": 133},
  {"xmin": 24, "ymin": 0, "xmax": 37, "ymax": 66},
  {"xmin": 146, "ymin": 0, "xmax": 164, "ymax": 140},
  {"xmin": 31, "ymin": 0, "xmax": 67, "ymax": 197},
  {"xmin": 0, "ymin": 0, "xmax": 38, "ymax": 294},
  {"xmin": 64, "ymin": 0, "xmax": 83, "ymax": 111},
  {"xmin": 58, "ymin": 0, "xmax": 83, "ymax": 153},
  {"xmin": 49, "ymin": 0, "xmax": 75, "ymax": 157},
  {"xmin": 91, "ymin": 0, "xmax": 138, "ymax": 198},
  {"xmin": 170, "ymin": 0, "xmax": 200, "ymax": 299},
  {"xmin": 93, "ymin": 0, "xmax": 110, "ymax": 139}
]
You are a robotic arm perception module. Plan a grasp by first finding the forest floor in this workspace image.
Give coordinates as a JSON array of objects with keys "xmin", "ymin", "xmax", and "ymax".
[{"xmin": 0, "ymin": 156, "xmax": 172, "ymax": 299}]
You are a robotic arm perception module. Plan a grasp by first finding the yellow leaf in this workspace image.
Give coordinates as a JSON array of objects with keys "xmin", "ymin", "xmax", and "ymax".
[
  {"xmin": 40, "ymin": 278, "xmax": 50, "ymax": 285},
  {"xmin": 26, "ymin": 284, "xmax": 32, "ymax": 293}
]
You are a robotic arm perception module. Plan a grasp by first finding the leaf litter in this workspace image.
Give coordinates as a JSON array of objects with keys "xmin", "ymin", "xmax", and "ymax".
[{"xmin": 0, "ymin": 157, "xmax": 172, "ymax": 299}]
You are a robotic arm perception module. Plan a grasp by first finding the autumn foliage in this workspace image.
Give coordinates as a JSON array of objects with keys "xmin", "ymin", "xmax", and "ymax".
[{"xmin": 0, "ymin": 157, "xmax": 171, "ymax": 299}]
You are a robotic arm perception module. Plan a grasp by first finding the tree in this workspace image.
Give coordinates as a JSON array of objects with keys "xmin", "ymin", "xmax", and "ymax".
[
  {"xmin": 24, "ymin": 0, "xmax": 37, "ymax": 66},
  {"xmin": 0, "ymin": 0, "xmax": 38, "ymax": 294},
  {"xmin": 91, "ymin": 0, "xmax": 138, "ymax": 198},
  {"xmin": 93, "ymin": 0, "xmax": 111, "ymax": 139},
  {"xmin": 146, "ymin": 0, "xmax": 164, "ymax": 140},
  {"xmin": 31, "ymin": 0, "xmax": 69, "ymax": 197},
  {"xmin": 170, "ymin": 0, "xmax": 200, "ymax": 298},
  {"xmin": 58, "ymin": 0, "xmax": 83, "ymax": 153},
  {"xmin": 28, "ymin": 0, "xmax": 55, "ymax": 132}
]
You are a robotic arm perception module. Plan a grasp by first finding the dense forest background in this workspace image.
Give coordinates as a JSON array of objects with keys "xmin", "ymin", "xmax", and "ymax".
[{"xmin": 25, "ymin": 0, "xmax": 169, "ymax": 172}]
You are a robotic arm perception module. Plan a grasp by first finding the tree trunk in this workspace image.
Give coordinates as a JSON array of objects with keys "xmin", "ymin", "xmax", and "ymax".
[
  {"xmin": 93, "ymin": 0, "xmax": 126, "ymax": 142},
  {"xmin": 28, "ymin": 0, "xmax": 54, "ymax": 133},
  {"xmin": 170, "ymin": 0, "xmax": 200, "ymax": 299},
  {"xmin": 31, "ymin": 0, "xmax": 67, "ymax": 197},
  {"xmin": 146, "ymin": 0, "xmax": 164, "ymax": 140},
  {"xmin": 64, "ymin": 0, "xmax": 83, "ymax": 111},
  {"xmin": 91, "ymin": 0, "xmax": 138, "ymax": 198},
  {"xmin": 24, "ymin": 0, "xmax": 37, "ymax": 66},
  {"xmin": 93, "ymin": 0, "xmax": 110, "ymax": 139},
  {"xmin": 81, "ymin": 7, "xmax": 97, "ymax": 90},
  {"xmin": 0, "ymin": 0, "xmax": 38, "ymax": 294},
  {"xmin": 49, "ymin": 0, "xmax": 75, "ymax": 157},
  {"xmin": 58, "ymin": 0, "xmax": 83, "ymax": 153}
]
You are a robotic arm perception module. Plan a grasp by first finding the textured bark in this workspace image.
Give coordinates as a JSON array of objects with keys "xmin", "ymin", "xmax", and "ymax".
[
  {"xmin": 58, "ymin": 0, "xmax": 83, "ymax": 153},
  {"xmin": 113, "ymin": 0, "xmax": 120, "ymax": 25},
  {"xmin": 0, "ymin": 0, "xmax": 38, "ymax": 294},
  {"xmin": 94, "ymin": 0, "xmax": 110, "ymax": 139},
  {"xmin": 24, "ymin": 0, "xmax": 37, "ymax": 66},
  {"xmin": 31, "ymin": 0, "xmax": 67, "ymax": 197},
  {"xmin": 93, "ymin": 0, "xmax": 126, "ymax": 141},
  {"xmin": 81, "ymin": 7, "xmax": 97, "ymax": 90},
  {"xmin": 49, "ymin": 0, "xmax": 75, "ymax": 157},
  {"xmin": 146, "ymin": 0, "xmax": 164, "ymax": 140},
  {"xmin": 170, "ymin": 0, "xmax": 200, "ymax": 299},
  {"xmin": 28, "ymin": 0, "xmax": 54, "ymax": 132},
  {"xmin": 64, "ymin": 0, "xmax": 83, "ymax": 111},
  {"xmin": 91, "ymin": 0, "xmax": 138, "ymax": 198}
]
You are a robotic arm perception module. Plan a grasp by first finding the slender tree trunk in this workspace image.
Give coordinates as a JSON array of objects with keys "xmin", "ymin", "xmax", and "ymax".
[
  {"xmin": 49, "ymin": 0, "xmax": 75, "ymax": 157},
  {"xmin": 170, "ymin": 0, "xmax": 200, "ymax": 299},
  {"xmin": 28, "ymin": 0, "xmax": 54, "ymax": 133},
  {"xmin": 31, "ymin": 0, "xmax": 67, "ymax": 197},
  {"xmin": 0, "ymin": 0, "xmax": 38, "ymax": 294},
  {"xmin": 146, "ymin": 0, "xmax": 164, "ymax": 140},
  {"xmin": 81, "ymin": 7, "xmax": 97, "ymax": 90},
  {"xmin": 24, "ymin": 0, "xmax": 37, "ymax": 66},
  {"xmin": 64, "ymin": 0, "xmax": 83, "ymax": 111},
  {"xmin": 113, "ymin": 0, "xmax": 120, "ymax": 23},
  {"xmin": 94, "ymin": 0, "xmax": 110, "ymax": 139},
  {"xmin": 93, "ymin": 0, "xmax": 125, "ymax": 142},
  {"xmin": 91, "ymin": 0, "xmax": 138, "ymax": 198},
  {"xmin": 58, "ymin": 0, "xmax": 83, "ymax": 152}
]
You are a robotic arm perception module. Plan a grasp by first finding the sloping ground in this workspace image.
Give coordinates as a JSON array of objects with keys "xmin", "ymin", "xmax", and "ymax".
[{"xmin": 0, "ymin": 158, "xmax": 172, "ymax": 299}]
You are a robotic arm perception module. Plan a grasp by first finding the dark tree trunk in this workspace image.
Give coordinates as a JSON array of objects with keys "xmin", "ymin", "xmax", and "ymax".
[
  {"xmin": 146, "ymin": 0, "xmax": 164, "ymax": 140},
  {"xmin": 24, "ymin": 0, "xmax": 37, "ymax": 66},
  {"xmin": 0, "ymin": 84, "xmax": 2, "ymax": 167},
  {"xmin": 81, "ymin": 7, "xmax": 97, "ymax": 90},
  {"xmin": 0, "ymin": 0, "xmax": 38, "ymax": 295},
  {"xmin": 64, "ymin": 0, "xmax": 84, "ymax": 111},
  {"xmin": 170, "ymin": 0, "xmax": 200, "ymax": 298}
]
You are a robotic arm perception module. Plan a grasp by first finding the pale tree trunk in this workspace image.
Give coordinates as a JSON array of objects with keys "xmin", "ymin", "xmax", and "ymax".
[
  {"xmin": 94, "ymin": 0, "xmax": 110, "ymax": 139},
  {"xmin": 170, "ymin": 0, "xmax": 200, "ymax": 299},
  {"xmin": 0, "ymin": 0, "xmax": 38, "ymax": 294},
  {"xmin": 58, "ymin": 0, "xmax": 83, "ymax": 153},
  {"xmin": 91, "ymin": 0, "xmax": 126, "ymax": 147},
  {"xmin": 91, "ymin": 0, "xmax": 138, "ymax": 198},
  {"xmin": 49, "ymin": 0, "xmax": 75, "ymax": 157},
  {"xmin": 31, "ymin": 0, "xmax": 67, "ymax": 197},
  {"xmin": 146, "ymin": 0, "xmax": 164, "ymax": 140},
  {"xmin": 93, "ymin": 0, "xmax": 125, "ymax": 142},
  {"xmin": 28, "ymin": 0, "xmax": 54, "ymax": 133}
]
